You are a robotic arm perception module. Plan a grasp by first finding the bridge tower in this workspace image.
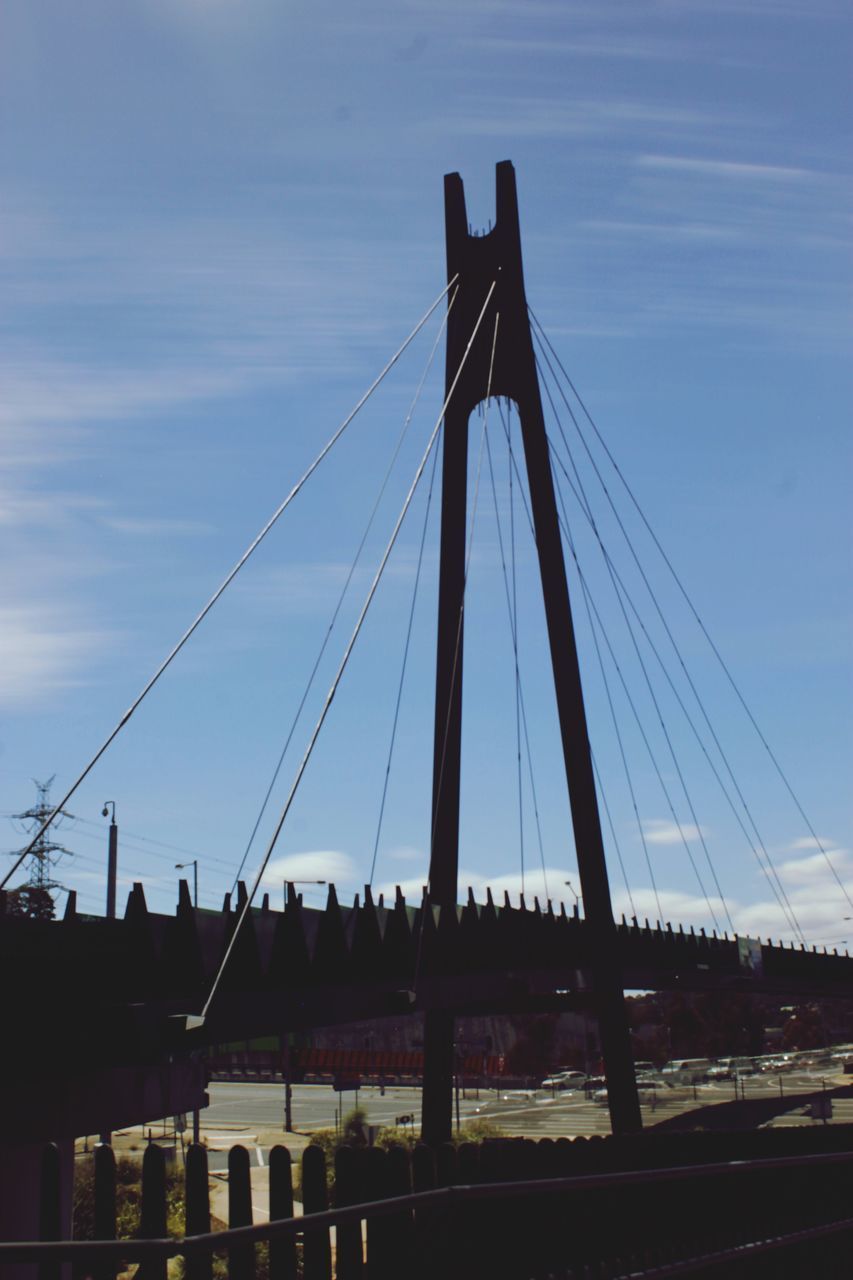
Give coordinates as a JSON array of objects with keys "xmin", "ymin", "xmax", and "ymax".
[{"xmin": 423, "ymin": 161, "xmax": 642, "ymax": 1142}]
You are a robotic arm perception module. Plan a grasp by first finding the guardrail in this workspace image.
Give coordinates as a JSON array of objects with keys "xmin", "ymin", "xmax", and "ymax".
[{"xmin": 8, "ymin": 1131, "xmax": 853, "ymax": 1278}]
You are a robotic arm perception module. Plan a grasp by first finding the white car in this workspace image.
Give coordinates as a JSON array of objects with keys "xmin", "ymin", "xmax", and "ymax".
[{"xmin": 540, "ymin": 1070, "xmax": 587, "ymax": 1090}]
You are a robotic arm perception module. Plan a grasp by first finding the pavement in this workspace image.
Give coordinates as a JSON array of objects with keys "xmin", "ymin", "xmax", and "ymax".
[{"xmin": 74, "ymin": 1069, "xmax": 853, "ymax": 1227}]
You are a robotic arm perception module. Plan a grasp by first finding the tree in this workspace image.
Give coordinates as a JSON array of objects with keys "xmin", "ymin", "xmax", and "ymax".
[{"xmin": 6, "ymin": 885, "xmax": 55, "ymax": 920}]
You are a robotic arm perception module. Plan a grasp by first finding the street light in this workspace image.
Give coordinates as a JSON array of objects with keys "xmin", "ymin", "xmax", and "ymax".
[
  {"xmin": 175, "ymin": 860, "xmax": 198, "ymax": 908},
  {"xmin": 102, "ymin": 802, "xmax": 118, "ymax": 920},
  {"xmin": 283, "ymin": 879, "xmax": 327, "ymax": 909},
  {"xmin": 175, "ymin": 857, "xmax": 200, "ymax": 1146},
  {"xmin": 564, "ymin": 880, "xmax": 582, "ymax": 913}
]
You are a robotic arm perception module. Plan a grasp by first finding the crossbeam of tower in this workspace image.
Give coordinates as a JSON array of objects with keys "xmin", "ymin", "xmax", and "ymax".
[{"xmin": 422, "ymin": 161, "xmax": 642, "ymax": 1142}]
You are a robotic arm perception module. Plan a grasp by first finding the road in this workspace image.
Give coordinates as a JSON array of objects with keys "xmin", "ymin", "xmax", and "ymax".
[{"xmin": 186, "ymin": 1070, "xmax": 852, "ymax": 1170}]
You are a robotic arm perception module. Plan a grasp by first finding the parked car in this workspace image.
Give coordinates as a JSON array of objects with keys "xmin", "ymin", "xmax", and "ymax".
[
  {"xmin": 540, "ymin": 1070, "xmax": 587, "ymax": 1090},
  {"xmin": 706, "ymin": 1062, "xmax": 735, "ymax": 1081},
  {"xmin": 660, "ymin": 1058, "xmax": 713, "ymax": 1084}
]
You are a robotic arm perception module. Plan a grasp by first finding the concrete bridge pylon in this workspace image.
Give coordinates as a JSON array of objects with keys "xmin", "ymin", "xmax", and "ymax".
[{"xmin": 423, "ymin": 161, "xmax": 642, "ymax": 1143}]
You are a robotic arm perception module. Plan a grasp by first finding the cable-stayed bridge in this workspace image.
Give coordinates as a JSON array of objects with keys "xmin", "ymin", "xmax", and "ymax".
[{"xmin": 1, "ymin": 161, "xmax": 849, "ymax": 1208}]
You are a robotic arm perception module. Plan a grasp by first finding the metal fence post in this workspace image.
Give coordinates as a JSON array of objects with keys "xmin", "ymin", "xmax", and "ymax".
[
  {"xmin": 93, "ymin": 1143, "xmax": 117, "ymax": 1280},
  {"xmin": 301, "ymin": 1145, "xmax": 332, "ymax": 1280},
  {"xmin": 269, "ymin": 1145, "xmax": 298, "ymax": 1280},
  {"xmin": 184, "ymin": 1144, "xmax": 212, "ymax": 1280},
  {"xmin": 228, "ymin": 1145, "xmax": 255, "ymax": 1280},
  {"xmin": 139, "ymin": 1143, "xmax": 167, "ymax": 1280},
  {"xmin": 38, "ymin": 1143, "xmax": 61, "ymax": 1280}
]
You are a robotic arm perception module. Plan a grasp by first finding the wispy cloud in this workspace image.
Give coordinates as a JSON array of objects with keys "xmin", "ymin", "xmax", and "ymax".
[
  {"xmin": 787, "ymin": 836, "xmax": 835, "ymax": 852},
  {"xmin": 637, "ymin": 154, "xmax": 812, "ymax": 182},
  {"xmin": 99, "ymin": 516, "xmax": 215, "ymax": 537},
  {"xmin": 0, "ymin": 606, "xmax": 112, "ymax": 707},
  {"xmin": 617, "ymin": 839, "xmax": 853, "ymax": 946},
  {"xmin": 641, "ymin": 819, "xmax": 707, "ymax": 846},
  {"xmin": 0, "ymin": 354, "xmax": 257, "ymax": 433},
  {"xmin": 449, "ymin": 96, "xmax": 726, "ymax": 142},
  {"xmin": 262, "ymin": 849, "xmax": 356, "ymax": 890},
  {"xmin": 376, "ymin": 865, "xmax": 580, "ymax": 909}
]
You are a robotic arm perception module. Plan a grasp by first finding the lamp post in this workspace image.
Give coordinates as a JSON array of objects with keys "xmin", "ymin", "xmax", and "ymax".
[
  {"xmin": 564, "ymin": 880, "xmax": 582, "ymax": 915},
  {"xmin": 175, "ymin": 860, "xmax": 198, "ymax": 908},
  {"xmin": 174, "ymin": 855, "xmax": 199, "ymax": 1146},
  {"xmin": 102, "ymin": 802, "xmax": 117, "ymax": 920},
  {"xmin": 99, "ymin": 801, "xmax": 118, "ymax": 1144}
]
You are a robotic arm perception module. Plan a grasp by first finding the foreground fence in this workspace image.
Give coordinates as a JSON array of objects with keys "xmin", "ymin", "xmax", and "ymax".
[{"xmin": 7, "ymin": 1126, "xmax": 853, "ymax": 1278}]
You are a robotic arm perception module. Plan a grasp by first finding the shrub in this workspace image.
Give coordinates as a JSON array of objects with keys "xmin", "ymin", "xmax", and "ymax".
[{"xmin": 73, "ymin": 1151, "xmax": 185, "ymax": 1241}]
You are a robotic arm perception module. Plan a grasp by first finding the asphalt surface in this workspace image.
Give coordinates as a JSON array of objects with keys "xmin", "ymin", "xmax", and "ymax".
[{"xmin": 182, "ymin": 1070, "xmax": 853, "ymax": 1171}]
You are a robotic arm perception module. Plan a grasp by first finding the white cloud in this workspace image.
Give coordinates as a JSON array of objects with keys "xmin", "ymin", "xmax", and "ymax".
[
  {"xmin": 376, "ymin": 865, "xmax": 580, "ymax": 909},
  {"xmin": 0, "ymin": 606, "xmax": 111, "ymax": 706},
  {"xmin": 0, "ymin": 356, "xmax": 251, "ymax": 433},
  {"xmin": 615, "ymin": 839, "xmax": 853, "ymax": 947},
  {"xmin": 387, "ymin": 845, "xmax": 422, "ymax": 862},
  {"xmin": 262, "ymin": 849, "xmax": 356, "ymax": 890},
  {"xmin": 637, "ymin": 154, "xmax": 811, "ymax": 183},
  {"xmin": 641, "ymin": 818, "xmax": 707, "ymax": 846},
  {"xmin": 613, "ymin": 887, "xmax": 729, "ymax": 931},
  {"xmin": 787, "ymin": 836, "xmax": 834, "ymax": 852},
  {"xmin": 777, "ymin": 847, "xmax": 849, "ymax": 886}
]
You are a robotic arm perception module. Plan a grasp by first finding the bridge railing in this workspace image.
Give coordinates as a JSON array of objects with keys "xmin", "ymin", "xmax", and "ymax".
[{"xmin": 9, "ymin": 1133, "xmax": 853, "ymax": 1279}]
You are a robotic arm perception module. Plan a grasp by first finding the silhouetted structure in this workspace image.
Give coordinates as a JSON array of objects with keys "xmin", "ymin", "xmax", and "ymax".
[{"xmin": 425, "ymin": 162, "xmax": 639, "ymax": 1141}]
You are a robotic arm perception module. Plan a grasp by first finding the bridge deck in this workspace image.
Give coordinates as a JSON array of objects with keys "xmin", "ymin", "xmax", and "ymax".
[{"xmin": 2, "ymin": 880, "xmax": 850, "ymax": 1077}]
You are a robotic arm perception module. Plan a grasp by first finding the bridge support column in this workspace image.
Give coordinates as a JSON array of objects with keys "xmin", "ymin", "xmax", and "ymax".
[
  {"xmin": 424, "ymin": 161, "xmax": 641, "ymax": 1142},
  {"xmin": 421, "ymin": 1010, "xmax": 455, "ymax": 1145}
]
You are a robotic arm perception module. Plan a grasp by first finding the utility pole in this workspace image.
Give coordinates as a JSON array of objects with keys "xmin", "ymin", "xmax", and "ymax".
[{"xmin": 6, "ymin": 777, "xmax": 74, "ymax": 915}]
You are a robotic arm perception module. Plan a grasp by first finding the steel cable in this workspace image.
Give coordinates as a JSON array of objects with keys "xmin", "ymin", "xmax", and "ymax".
[
  {"xmin": 202, "ymin": 283, "xmax": 498, "ymax": 1020},
  {"xmin": 1, "ymin": 278, "xmax": 459, "ymax": 892},
  {"xmin": 529, "ymin": 307, "xmax": 852, "ymax": 916}
]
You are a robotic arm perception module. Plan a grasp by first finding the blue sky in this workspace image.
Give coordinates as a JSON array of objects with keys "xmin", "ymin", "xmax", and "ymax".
[{"xmin": 1, "ymin": 0, "xmax": 850, "ymax": 948}]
